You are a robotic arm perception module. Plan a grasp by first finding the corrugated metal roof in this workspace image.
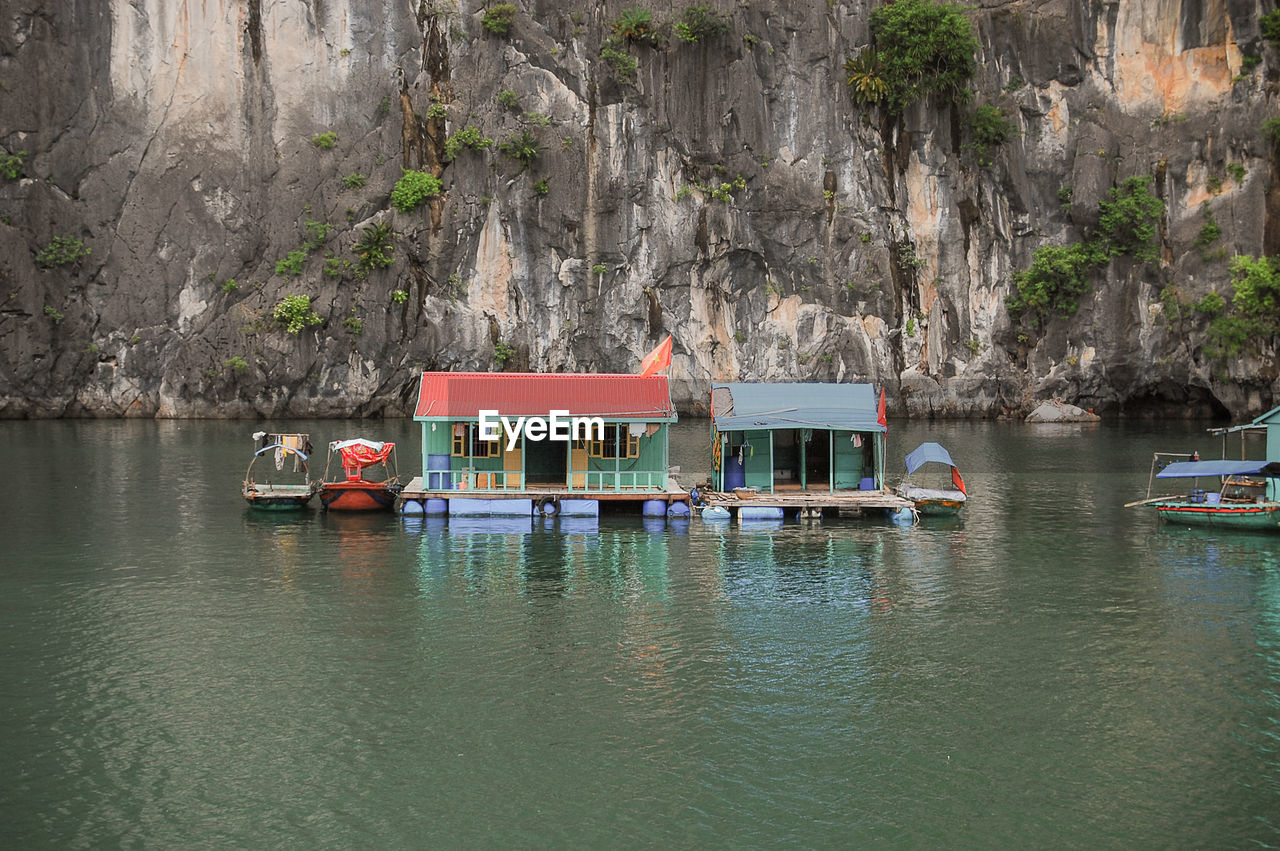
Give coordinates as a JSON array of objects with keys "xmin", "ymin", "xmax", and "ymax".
[
  {"xmin": 710, "ymin": 382, "xmax": 884, "ymax": 432},
  {"xmin": 413, "ymin": 372, "xmax": 676, "ymax": 420}
]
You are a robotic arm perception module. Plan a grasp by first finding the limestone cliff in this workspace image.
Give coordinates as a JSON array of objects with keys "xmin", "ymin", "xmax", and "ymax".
[{"xmin": 1, "ymin": 0, "xmax": 1277, "ymax": 418}]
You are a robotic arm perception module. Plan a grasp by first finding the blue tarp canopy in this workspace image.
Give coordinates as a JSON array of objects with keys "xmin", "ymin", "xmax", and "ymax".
[
  {"xmin": 1156, "ymin": 459, "xmax": 1280, "ymax": 478},
  {"xmin": 905, "ymin": 442, "xmax": 957, "ymax": 475},
  {"xmin": 710, "ymin": 382, "xmax": 885, "ymax": 433}
]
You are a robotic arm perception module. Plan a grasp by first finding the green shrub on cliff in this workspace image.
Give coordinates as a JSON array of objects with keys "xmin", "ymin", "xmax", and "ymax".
[
  {"xmin": 481, "ymin": 4, "xmax": 517, "ymax": 36},
  {"xmin": 1007, "ymin": 175, "xmax": 1164, "ymax": 326},
  {"xmin": 1095, "ymin": 176, "xmax": 1164, "ymax": 261},
  {"xmin": 36, "ymin": 236, "xmax": 91, "ymax": 268},
  {"xmin": 352, "ymin": 222, "xmax": 395, "ymax": 273},
  {"xmin": 612, "ymin": 8, "xmax": 662, "ymax": 47},
  {"xmin": 444, "ymin": 126, "xmax": 493, "ymax": 161},
  {"xmin": 498, "ymin": 130, "xmax": 543, "ymax": 170},
  {"xmin": 844, "ymin": 49, "xmax": 888, "ymax": 107},
  {"xmin": 673, "ymin": 5, "xmax": 729, "ymax": 43},
  {"xmin": 971, "ymin": 104, "xmax": 1015, "ymax": 148},
  {"xmin": 1006, "ymin": 243, "xmax": 1098, "ymax": 323},
  {"xmin": 272, "ymin": 295, "xmax": 322, "ymax": 335},
  {"xmin": 391, "ymin": 169, "xmax": 443, "ymax": 213},
  {"xmin": 864, "ymin": 0, "xmax": 978, "ymax": 114},
  {"xmin": 1262, "ymin": 10, "xmax": 1280, "ymax": 44},
  {"xmin": 1, "ymin": 150, "xmax": 26, "ymax": 180},
  {"xmin": 1263, "ymin": 116, "xmax": 1280, "ymax": 145}
]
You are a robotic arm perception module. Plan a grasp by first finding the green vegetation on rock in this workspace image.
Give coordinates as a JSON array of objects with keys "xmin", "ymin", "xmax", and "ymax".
[
  {"xmin": 498, "ymin": 131, "xmax": 543, "ymax": 170},
  {"xmin": 1008, "ymin": 176, "xmax": 1164, "ymax": 325},
  {"xmin": 1095, "ymin": 176, "xmax": 1164, "ymax": 261},
  {"xmin": 444, "ymin": 126, "xmax": 493, "ymax": 161},
  {"xmin": 481, "ymin": 4, "xmax": 517, "ymax": 36},
  {"xmin": 612, "ymin": 8, "xmax": 662, "ymax": 47},
  {"xmin": 1, "ymin": 150, "xmax": 26, "ymax": 180},
  {"xmin": 272, "ymin": 295, "xmax": 322, "ymax": 334},
  {"xmin": 857, "ymin": 0, "xmax": 978, "ymax": 114},
  {"xmin": 673, "ymin": 5, "xmax": 729, "ymax": 43},
  {"xmin": 391, "ymin": 170, "xmax": 443, "ymax": 213},
  {"xmin": 352, "ymin": 222, "xmax": 395, "ymax": 273},
  {"xmin": 36, "ymin": 236, "xmax": 91, "ymax": 268}
]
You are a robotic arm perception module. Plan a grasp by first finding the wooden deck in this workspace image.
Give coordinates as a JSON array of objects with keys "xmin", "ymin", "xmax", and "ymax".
[{"xmin": 701, "ymin": 488, "xmax": 912, "ymax": 518}]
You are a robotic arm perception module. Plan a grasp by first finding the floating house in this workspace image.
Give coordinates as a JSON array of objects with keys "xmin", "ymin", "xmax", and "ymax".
[
  {"xmin": 1211, "ymin": 403, "xmax": 1280, "ymax": 501},
  {"xmin": 710, "ymin": 382, "xmax": 887, "ymax": 494},
  {"xmin": 400, "ymin": 372, "xmax": 685, "ymax": 517}
]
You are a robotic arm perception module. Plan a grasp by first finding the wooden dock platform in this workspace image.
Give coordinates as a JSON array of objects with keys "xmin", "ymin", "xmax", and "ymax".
[{"xmin": 700, "ymin": 488, "xmax": 913, "ymax": 519}]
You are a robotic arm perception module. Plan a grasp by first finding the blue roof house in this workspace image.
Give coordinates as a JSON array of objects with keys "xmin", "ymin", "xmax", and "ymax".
[{"xmin": 709, "ymin": 382, "xmax": 887, "ymax": 494}]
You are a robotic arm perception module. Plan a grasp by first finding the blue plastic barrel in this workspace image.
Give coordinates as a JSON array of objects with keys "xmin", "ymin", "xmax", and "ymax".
[
  {"xmin": 427, "ymin": 454, "xmax": 450, "ymax": 490},
  {"xmin": 425, "ymin": 498, "xmax": 448, "ymax": 515},
  {"xmin": 642, "ymin": 499, "xmax": 667, "ymax": 517},
  {"xmin": 724, "ymin": 456, "xmax": 746, "ymax": 491}
]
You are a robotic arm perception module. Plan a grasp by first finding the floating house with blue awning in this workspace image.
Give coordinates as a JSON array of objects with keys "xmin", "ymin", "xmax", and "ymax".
[
  {"xmin": 1210, "ymin": 403, "xmax": 1280, "ymax": 500},
  {"xmin": 709, "ymin": 382, "xmax": 886, "ymax": 493}
]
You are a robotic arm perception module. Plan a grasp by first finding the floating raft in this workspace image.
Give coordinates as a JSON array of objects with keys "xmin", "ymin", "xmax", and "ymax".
[
  {"xmin": 700, "ymin": 489, "xmax": 913, "ymax": 519},
  {"xmin": 397, "ymin": 477, "xmax": 693, "ymax": 517}
]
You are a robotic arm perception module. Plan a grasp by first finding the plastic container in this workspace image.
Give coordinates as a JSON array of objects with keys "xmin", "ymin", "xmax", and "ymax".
[
  {"xmin": 426, "ymin": 454, "xmax": 450, "ymax": 490},
  {"xmin": 724, "ymin": 456, "xmax": 746, "ymax": 491},
  {"xmin": 642, "ymin": 499, "xmax": 668, "ymax": 517}
]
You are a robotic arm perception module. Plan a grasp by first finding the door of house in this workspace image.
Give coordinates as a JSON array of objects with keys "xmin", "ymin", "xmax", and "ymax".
[{"xmin": 525, "ymin": 438, "xmax": 566, "ymax": 486}]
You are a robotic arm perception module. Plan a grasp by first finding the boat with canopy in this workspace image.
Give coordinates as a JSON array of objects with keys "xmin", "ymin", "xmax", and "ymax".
[
  {"xmin": 1129, "ymin": 455, "xmax": 1280, "ymax": 531},
  {"xmin": 318, "ymin": 438, "xmax": 401, "ymax": 511},
  {"xmin": 897, "ymin": 442, "xmax": 967, "ymax": 516},
  {"xmin": 242, "ymin": 432, "xmax": 316, "ymax": 510}
]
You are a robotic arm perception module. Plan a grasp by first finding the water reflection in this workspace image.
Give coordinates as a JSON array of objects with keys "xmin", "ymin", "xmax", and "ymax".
[{"xmin": 6, "ymin": 418, "xmax": 1280, "ymax": 847}]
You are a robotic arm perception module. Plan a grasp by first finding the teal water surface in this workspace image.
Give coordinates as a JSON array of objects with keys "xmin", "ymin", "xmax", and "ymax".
[{"xmin": 1, "ymin": 418, "xmax": 1278, "ymax": 846}]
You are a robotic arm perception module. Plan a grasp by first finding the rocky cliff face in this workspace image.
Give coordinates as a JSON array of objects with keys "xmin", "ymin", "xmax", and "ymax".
[{"xmin": 1, "ymin": 0, "xmax": 1276, "ymax": 418}]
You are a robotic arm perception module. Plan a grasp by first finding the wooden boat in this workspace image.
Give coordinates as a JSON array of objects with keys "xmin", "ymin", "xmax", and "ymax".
[
  {"xmin": 1130, "ymin": 454, "xmax": 1280, "ymax": 532},
  {"xmin": 243, "ymin": 432, "xmax": 316, "ymax": 510},
  {"xmin": 897, "ymin": 442, "xmax": 967, "ymax": 516},
  {"xmin": 318, "ymin": 438, "xmax": 401, "ymax": 511}
]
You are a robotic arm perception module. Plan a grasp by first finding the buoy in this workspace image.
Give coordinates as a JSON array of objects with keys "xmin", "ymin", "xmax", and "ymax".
[
  {"xmin": 538, "ymin": 496, "xmax": 559, "ymax": 516},
  {"xmin": 701, "ymin": 505, "xmax": 731, "ymax": 521}
]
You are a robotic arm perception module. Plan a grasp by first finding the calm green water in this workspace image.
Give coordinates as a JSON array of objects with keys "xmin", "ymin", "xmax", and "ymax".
[{"xmin": 2, "ymin": 417, "xmax": 1278, "ymax": 847}]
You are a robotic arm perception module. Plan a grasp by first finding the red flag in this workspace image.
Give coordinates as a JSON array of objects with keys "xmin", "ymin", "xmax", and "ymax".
[
  {"xmin": 639, "ymin": 335, "xmax": 672, "ymax": 376},
  {"xmin": 877, "ymin": 387, "xmax": 887, "ymax": 433},
  {"xmin": 951, "ymin": 467, "xmax": 967, "ymax": 495}
]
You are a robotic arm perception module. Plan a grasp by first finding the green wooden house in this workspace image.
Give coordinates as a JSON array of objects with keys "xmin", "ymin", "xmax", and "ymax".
[
  {"xmin": 413, "ymin": 372, "xmax": 676, "ymax": 492},
  {"xmin": 710, "ymin": 382, "xmax": 887, "ymax": 493},
  {"xmin": 1214, "ymin": 404, "xmax": 1280, "ymax": 501}
]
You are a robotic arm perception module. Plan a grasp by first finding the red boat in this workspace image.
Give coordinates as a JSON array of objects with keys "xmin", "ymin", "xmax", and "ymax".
[{"xmin": 318, "ymin": 438, "xmax": 402, "ymax": 511}]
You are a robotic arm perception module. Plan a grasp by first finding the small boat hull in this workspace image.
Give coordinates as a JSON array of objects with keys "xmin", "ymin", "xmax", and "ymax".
[
  {"xmin": 243, "ymin": 485, "xmax": 315, "ymax": 510},
  {"xmin": 899, "ymin": 485, "xmax": 966, "ymax": 517},
  {"xmin": 911, "ymin": 498, "xmax": 964, "ymax": 517},
  {"xmin": 319, "ymin": 480, "xmax": 400, "ymax": 511},
  {"xmin": 1154, "ymin": 501, "xmax": 1280, "ymax": 531}
]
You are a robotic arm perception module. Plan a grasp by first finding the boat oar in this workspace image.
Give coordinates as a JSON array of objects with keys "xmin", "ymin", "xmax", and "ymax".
[{"xmin": 1123, "ymin": 496, "xmax": 1174, "ymax": 508}]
